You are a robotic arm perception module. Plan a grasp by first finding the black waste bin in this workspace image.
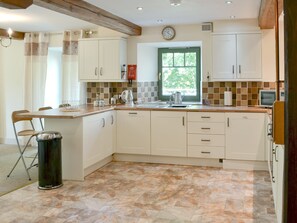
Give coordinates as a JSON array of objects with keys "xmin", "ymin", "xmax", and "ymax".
[{"xmin": 36, "ymin": 131, "xmax": 63, "ymax": 190}]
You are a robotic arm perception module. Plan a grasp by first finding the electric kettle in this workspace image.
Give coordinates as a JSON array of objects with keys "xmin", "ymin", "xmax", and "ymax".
[
  {"xmin": 120, "ymin": 90, "xmax": 134, "ymax": 105},
  {"xmin": 172, "ymin": 91, "xmax": 183, "ymax": 104}
]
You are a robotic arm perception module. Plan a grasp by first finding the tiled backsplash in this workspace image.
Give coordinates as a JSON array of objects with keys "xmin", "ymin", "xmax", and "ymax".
[
  {"xmin": 87, "ymin": 81, "xmax": 283, "ymax": 106},
  {"xmin": 87, "ymin": 81, "xmax": 158, "ymax": 104},
  {"xmin": 202, "ymin": 81, "xmax": 285, "ymax": 106}
]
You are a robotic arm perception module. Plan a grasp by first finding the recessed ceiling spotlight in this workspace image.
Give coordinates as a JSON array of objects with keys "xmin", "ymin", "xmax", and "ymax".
[
  {"xmin": 225, "ymin": 1, "xmax": 233, "ymax": 4},
  {"xmin": 137, "ymin": 7, "xmax": 143, "ymax": 11},
  {"xmin": 230, "ymin": 15, "xmax": 236, "ymax": 19},
  {"xmin": 157, "ymin": 19, "xmax": 163, "ymax": 23},
  {"xmin": 170, "ymin": 0, "xmax": 182, "ymax": 6}
]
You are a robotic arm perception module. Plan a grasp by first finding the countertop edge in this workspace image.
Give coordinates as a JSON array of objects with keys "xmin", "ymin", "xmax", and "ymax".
[{"xmin": 20, "ymin": 104, "xmax": 270, "ymax": 119}]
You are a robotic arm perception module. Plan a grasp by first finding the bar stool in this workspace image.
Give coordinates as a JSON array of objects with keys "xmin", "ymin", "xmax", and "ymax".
[
  {"xmin": 7, "ymin": 110, "xmax": 42, "ymax": 180},
  {"xmin": 38, "ymin": 106, "xmax": 52, "ymax": 130}
]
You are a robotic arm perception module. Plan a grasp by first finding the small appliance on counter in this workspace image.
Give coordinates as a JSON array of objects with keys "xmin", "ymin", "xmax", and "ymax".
[
  {"xmin": 120, "ymin": 90, "xmax": 134, "ymax": 105},
  {"xmin": 224, "ymin": 87, "xmax": 232, "ymax": 106},
  {"xmin": 259, "ymin": 90, "xmax": 284, "ymax": 107},
  {"xmin": 172, "ymin": 91, "xmax": 183, "ymax": 104}
]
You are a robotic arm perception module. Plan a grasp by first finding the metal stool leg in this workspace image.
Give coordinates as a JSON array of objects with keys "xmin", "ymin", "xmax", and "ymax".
[{"xmin": 7, "ymin": 135, "xmax": 33, "ymax": 180}]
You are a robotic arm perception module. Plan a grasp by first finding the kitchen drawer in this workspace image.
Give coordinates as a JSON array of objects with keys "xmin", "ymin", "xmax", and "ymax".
[
  {"xmin": 188, "ymin": 122, "xmax": 225, "ymax": 134},
  {"xmin": 188, "ymin": 146, "xmax": 225, "ymax": 159},
  {"xmin": 188, "ymin": 112, "xmax": 225, "ymax": 123},
  {"xmin": 188, "ymin": 134, "xmax": 225, "ymax": 147}
]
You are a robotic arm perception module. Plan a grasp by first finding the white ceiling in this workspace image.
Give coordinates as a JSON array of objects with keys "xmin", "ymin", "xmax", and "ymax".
[{"xmin": 0, "ymin": 0, "xmax": 261, "ymax": 33}]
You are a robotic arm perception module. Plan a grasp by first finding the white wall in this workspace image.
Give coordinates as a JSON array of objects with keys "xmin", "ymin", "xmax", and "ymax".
[
  {"xmin": 0, "ymin": 40, "xmax": 25, "ymax": 144},
  {"xmin": 127, "ymin": 24, "xmax": 212, "ymax": 82}
]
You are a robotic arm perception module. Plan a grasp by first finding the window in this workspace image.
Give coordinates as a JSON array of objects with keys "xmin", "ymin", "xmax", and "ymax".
[
  {"xmin": 158, "ymin": 47, "xmax": 201, "ymax": 102},
  {"xmin": 44, "ymin": 47, "xmax": 62, "ymax": 108}
]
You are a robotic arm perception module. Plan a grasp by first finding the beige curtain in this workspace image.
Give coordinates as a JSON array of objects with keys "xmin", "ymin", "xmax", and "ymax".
[
  {"xmin": 24, "ymin": 32, "xmax": 49, "ymax": 112},
  {"xmin": 62, "ymin": 30, "xmax": 86, "ymax": 105}
]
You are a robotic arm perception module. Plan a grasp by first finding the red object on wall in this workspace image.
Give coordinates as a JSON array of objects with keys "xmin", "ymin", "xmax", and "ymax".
[{"xmin": 127, "ymin": 65, "xmax": 137, "ymax": 81}]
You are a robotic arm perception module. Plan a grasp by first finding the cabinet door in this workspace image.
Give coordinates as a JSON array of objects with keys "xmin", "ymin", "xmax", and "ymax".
[
  {"xmin": 151, "ymin": 111, "xmax": 187, "ymax": 157},
  {"xmin": 116, "ymin": 110, "xmax": 151, "ymax": 154},
  {"xmin": 237, "ymin": 34, "xmax": 262, "ymax": 79},
  {"xmin": 275, "ymin": 145, "xmax": 284, "ymax": 223},
  {"xmin": 225, "ymin": 113, "xmax": 265, "ymax": 161},
  {"xmin": 102, "ymin": 111, "xmax": 115, "ymax": 158},
  {"xmin": 83, "ymin": 113, "xmax": 105, "ymax": 168},
  {"xmin": 79, "ymin": 40, "xmax": 99, "ymax": 80},
  {"xmin": 99, "ymin": 40, "xmax": 121, "ymax": 81},
  {"xmin": 212, "ymin": 34, "xmax": 236, "ymax": 80}
]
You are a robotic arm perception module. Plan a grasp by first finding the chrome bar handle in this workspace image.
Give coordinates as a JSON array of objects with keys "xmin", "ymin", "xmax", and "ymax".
[
  {"xmin": 111, "ymin": 115, "xmax": 114, "ymax": 125},
  {"xmin": 182, "ymin": 117, "xmax": 185, "ymax": 126},
  {"xmin": 95, "ymin": 67, "xmax": 98, "ymax": 76},
  {"xmin": 239, "ymin": 65, "xmax": 241, "ymax": 74},
  {"xmin": 102, "ymin": 118, "xmax": 105, "ymax": 127},
  {"xmin": 227, "ymin": 117, "xmax": 230, "ymax": 127},
  {"xmin": 129, "ymin": 112, "xmax": 137, "ymax": 115},
  {"xmin": 232, "ymin": 65, "xmax": 235, "ymax": 74},
  {"xmin": 201, "ymin": 116, "xmax": 210, "ymax": 119},
  {"xmin": 201, "ymin": 127, "xmax": 211, "ymax": 130},
  {"xmin": 201, "ymin": 151, "xmax": 211, "ymax": 154},
  {"xmin": 100, "ymin": 67, "xmax": 103, "ymax": 76},
  {"xmin": 201, "ymin": 139, "xmax": 211, "ymax": 142},
  {"xmin": 274, "ymin": 146, "xmax": 279, "ymax": 162}
]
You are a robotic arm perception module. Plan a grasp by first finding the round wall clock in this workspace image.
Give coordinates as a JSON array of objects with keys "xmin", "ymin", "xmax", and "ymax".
[{"xmin": 162, "ymin": 26, "xmax": 176, "ymax": 40}]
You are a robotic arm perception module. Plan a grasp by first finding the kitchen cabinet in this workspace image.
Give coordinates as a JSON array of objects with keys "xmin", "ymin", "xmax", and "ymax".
[
  {"xmin": 187, "ymin": 112, "xmax": 225, "ymax": 159},
  {"xmin": 83, "ymin": 111, "xmax": 115, "ymax": 168},
  {"xmin": 271, "ymin": 144, "xmax": 284, "ymax": 223},
  {"xmin": 79, "ymin": 38, "xmax": 127, "ymax": 82},
  {"xmin": 151, "ymin": 111, "xmax": 187, "ymax": 157},
  {"xmin": 225, "ymin": 113, "xmax": 265, "ymax": 161},
  {"xmin": 116, "ymin": 110, "xmax": 151, "ymax": 155},
  {"xmin": 212, "ymin": 33, "xmax": 262, "ymax": 81}
]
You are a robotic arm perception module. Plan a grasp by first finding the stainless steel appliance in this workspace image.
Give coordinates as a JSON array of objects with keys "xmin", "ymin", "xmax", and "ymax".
[{"xmin": 172, "ymin": 91, "xmax": 183, "ymax": 104}]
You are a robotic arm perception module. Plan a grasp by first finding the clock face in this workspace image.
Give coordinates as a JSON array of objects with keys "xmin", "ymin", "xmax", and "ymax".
[{"xmin": 162, "ymin": 26, "xmax": 175, "ymax": 40}]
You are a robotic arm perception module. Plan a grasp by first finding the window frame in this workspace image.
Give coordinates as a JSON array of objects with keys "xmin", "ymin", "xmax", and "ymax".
[{"xmin": 158, "ymin": 47, "xmax": 201, "ymax": 102}]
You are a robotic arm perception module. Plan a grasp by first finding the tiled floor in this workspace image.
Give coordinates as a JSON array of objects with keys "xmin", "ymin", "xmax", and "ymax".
[{"xmin": 0, "ymin": 162, "xmax": 276, "ymax": 223}]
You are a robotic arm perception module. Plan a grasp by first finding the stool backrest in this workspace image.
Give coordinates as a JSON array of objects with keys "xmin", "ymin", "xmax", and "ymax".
[{"xmin": 12, "ymin": 110, "xmax": 32, "ymax": 124}]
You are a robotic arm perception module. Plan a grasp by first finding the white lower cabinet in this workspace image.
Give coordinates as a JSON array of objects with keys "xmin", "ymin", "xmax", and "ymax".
[
  {"xmin": 83, "ymin": 111, "xmax": 114, "ymax": 168},
  {"xmin": 225, "ymin": 113, "xmax": 265, "ymax": 161},
  {"xmin": 116, "ymin": 110, "xmax": 151, "ymax": 154},
  {"xmin": 271, "ymin": 144, "xmax": 284, "ymax": 223},
  {"xmin": 187, "ymin": 112, "xmax": 225, "ymax": 159},
  {"xmin": 151, "ymin": 111, "xmax": 187, "ymax": 157}
]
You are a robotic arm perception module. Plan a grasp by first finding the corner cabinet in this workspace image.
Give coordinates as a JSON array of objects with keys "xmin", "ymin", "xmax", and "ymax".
[
  {"xmin": 78, "ymin": 38, "xmax": 127, "ymax": 82},
  {"xmin": 151, "ymin": 111, "xmax": 187, "ymax": 157},
  {"xmin": 225, "ymin": 113, "xmax": 265, "ymax": 161},
  {"xmin": 212, "ymin": 33, "xmax": 262, "ymax": 81}
]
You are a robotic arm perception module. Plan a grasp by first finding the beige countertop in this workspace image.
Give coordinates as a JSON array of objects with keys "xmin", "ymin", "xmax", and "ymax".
[{"xmin": 21, "ymin": 104, "xmax": 270, "ymax": 119}]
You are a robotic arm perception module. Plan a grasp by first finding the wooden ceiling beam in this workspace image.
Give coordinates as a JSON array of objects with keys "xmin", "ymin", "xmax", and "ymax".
[
  {"xmin": 259, "ymin": 0, "xmax": 284, "ymax": 29},
  {"xmin": 0, "ymin": 28, "xmax": 25, "ymax": 40},
  {"xmin": 33, "ymin": 0, "xmax": 142, "ymax": 36},
  {"xmin": 0, "ymin": 0, "xmax": 33, "ymax": 9}
]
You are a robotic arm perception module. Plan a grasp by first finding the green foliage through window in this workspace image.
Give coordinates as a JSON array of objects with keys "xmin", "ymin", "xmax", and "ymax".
[{"xmin": 158, "ymin": 47, "xmax": 201, "ymax": 102}]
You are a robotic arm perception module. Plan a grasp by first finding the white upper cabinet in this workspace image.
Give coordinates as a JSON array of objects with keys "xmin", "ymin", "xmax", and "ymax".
[
  {"xmin": 212, "ymin": 33, "xmax": 262, "ymax": 81},
  {"xmin": 79, "ymin": 38, "xmax": 127, "ymax": 82}
]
